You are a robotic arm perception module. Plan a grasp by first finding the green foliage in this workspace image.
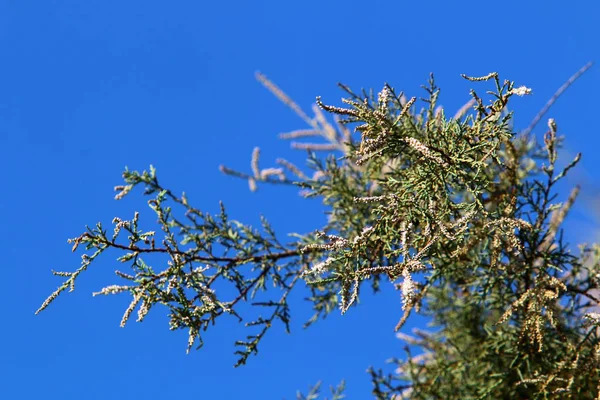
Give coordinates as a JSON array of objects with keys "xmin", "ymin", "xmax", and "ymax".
[
  {"xmin": 37, "ymin": 68, "xmax": 600, "ymax": 398},
  {"xmin": 296, "ymin": 380, "xmax": 346, "ymax": 400}
]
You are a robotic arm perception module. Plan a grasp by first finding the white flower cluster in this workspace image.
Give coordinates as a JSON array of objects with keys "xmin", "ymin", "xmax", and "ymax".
[
  {"xmin": 403, "ymin": 137, "xmax": 449, "ymax": 167},
  {"xmin": 509, "ymin": 86, "xmax": 532, "ymax": 96}
]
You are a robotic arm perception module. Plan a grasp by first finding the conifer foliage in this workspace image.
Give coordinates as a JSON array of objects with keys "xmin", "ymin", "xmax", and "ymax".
[{"xmin": 37, "ymin": 65, "xmax": 600, "ymax": 398}]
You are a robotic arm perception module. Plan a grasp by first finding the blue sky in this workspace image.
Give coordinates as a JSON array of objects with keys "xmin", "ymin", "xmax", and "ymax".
[{"xmin": 2, "ymin": 1, "xmax": 599, "ymax": 398}]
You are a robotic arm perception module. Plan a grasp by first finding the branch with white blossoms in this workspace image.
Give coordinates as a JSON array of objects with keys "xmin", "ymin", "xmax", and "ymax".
[{"xmin": 37, "ymin": 165, "xmax": 328, "ymax": 365}]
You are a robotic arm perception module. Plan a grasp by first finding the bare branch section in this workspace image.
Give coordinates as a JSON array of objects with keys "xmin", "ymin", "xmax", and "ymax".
[{"xmin": 523, "ymin": 61, "xmax": 593, "ymax": 136}]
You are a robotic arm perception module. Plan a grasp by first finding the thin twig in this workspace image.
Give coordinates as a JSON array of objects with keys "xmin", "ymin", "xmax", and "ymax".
[
  {"xmin": 523, "ymin": 62, "xmax": 593, "ymax": 136},
  {"xmin": 256, "ymin": 71, "xmax": 316, "ymax": 128}
]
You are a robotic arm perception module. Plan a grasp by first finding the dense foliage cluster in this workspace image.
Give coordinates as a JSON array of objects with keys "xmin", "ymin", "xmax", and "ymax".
[{"xmin": 38, "ymin": 67, "xmax": 600, "ymax": 398}]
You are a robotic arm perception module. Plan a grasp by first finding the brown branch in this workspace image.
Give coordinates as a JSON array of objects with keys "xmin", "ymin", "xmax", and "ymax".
[
  {"xmin": 229, "ymin": 265, "xmax": 273, "ymax": 307},
  {"xmin": 94, "ymin": 235, "xmax": 320, "ymax": 265}
]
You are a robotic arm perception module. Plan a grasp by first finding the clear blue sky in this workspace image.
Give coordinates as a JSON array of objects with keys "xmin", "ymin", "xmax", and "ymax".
[{"xmin": 2, "ymin": 1, "xmax": 599, "ymax": 398}]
